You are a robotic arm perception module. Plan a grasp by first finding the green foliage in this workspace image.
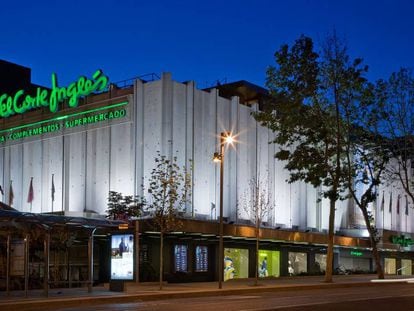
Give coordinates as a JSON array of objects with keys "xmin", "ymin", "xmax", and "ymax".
[
  {"xmin": 255, "ymin": 32, "xmax": 389, "ymax": 280},
  {"xmin": 255, "ymin": 34, "xmax": 366, "ymax": 200},
  {"xmin": 106, "ymin": 190, "xmax": 142, "ymax": 220},
  {"xmin": 142, "ymin": 151, "xmax": 192, "ymax": 234}
]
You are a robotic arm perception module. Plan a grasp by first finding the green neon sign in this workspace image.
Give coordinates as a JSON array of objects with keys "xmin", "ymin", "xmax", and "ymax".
[
  {"xmin": 0, "ymin": 69, "xmax": 109, "ymax": 118},
  {"xmin": 350, "ymin": 250, "xmax": 363, "ymax": 257},
  {"xmin": 390, "ymin": 235, "xmax": 414, "ymax": 247},
  {"xmin": 0, "ymin": 101, "xmax": 128, "ymax": 144}
]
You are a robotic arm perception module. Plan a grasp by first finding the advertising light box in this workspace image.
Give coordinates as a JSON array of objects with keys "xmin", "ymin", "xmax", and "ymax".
[
  {"xmin": 174, "ymin": 245, "xmax": 188, "ymax": 272},
  {"xmin": 195, "ymin": 246, "xmax": 208, "ymax": 272},
  {"xmin": 111, "ymin": 234, "xmax": 134, "ymax": 280}
]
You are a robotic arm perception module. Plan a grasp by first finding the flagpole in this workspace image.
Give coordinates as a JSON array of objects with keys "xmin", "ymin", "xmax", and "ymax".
[
  {"xmin": 51, "ymin": 174, "xmax": 55, "ymax": 214},
  {"xmin": 28, "ymin": 177, "xmax": 34, "ymax": 213},
  {"xmin": 382, "ymin": 192, "xmax": 385, "ymax": 230},
  {"xmin": 406, "ymin": 196, "xmax": 408, "ymax": 233},
  {"xmin": 390, "ymin": 193, "xmax": 393, "ymax": 231},
  {"xmin": 9, "ymin": 180, "xmax": 14, "ymax": 207}
]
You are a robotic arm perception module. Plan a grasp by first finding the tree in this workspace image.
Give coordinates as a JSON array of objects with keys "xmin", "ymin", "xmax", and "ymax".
[
  {"xmin": 238, "ymin": 177, "xmax": 274, "ymax": 286},
  {"xmin": 380, "ymin": 68, "xmax": 414, "ymax": 204},
  {"xmin": 140, "ymin": 152, "xmax": 192, "ymax": 290},
  {"xmin": 106, "ymin": 191, "xmax": 142, "ymax": 220},
  {"xmin": 255, "ymin": 34, "xmax": 370, "ymax": 282},
  {"xmin": 341, "ymin": 79, "xmax": 391, "ymax": 279}
]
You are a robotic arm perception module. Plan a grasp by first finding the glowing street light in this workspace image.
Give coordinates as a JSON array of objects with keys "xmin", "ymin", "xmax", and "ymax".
[{"xmin": 213, "ymin": 131, "xmax": 234, "ymax": 289}]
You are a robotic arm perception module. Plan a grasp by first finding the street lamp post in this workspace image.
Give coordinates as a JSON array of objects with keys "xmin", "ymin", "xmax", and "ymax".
[{"xmin": 213, "ymin": 132, "xmax": 234, "ymax": 289}]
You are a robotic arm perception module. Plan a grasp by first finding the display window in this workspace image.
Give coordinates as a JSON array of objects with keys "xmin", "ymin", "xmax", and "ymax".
[
  {"xmin": 315, "ymin": 253, "xmax": 327, "ymax": 273},
  {"xmin": 223, "ymin": 248, "xmax": 249, "ymax": 281},
  {"xmin": 401, "ymin": 259, "xmax": 412, "ymax": 275},
  {"xmin": 384, "ymin": 258, "xmax": 396, "ymax": 274},
  {"xmin": 258, "ymin": 250, "xmax": 280, "ymax": 277},
  {"xmin": 288, "ymin": 252, "xmax": 307, "ymax": 275}
]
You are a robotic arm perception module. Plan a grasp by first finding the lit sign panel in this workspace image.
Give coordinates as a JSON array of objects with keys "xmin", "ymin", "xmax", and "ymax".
[
  {"xmin": 0, "ymin": 70, "xmax": 109, "ymax": 118},
  {"xmin": 111, "ymin": 234, "xmax": 134, "ymax": 280},
  {"xmin": 390, "ymin": 235, "xmax": 414, "ymax": 247},
  {"xmin": 0, "ymin": 101, "xmax": 128, "ymax": 144},
  {"xmin": 350, "ymin": 250, "xmax": 363, "ymax": 257}
]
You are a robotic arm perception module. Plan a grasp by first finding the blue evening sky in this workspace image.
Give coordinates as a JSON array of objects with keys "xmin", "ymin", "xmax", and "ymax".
[{"xmin": 1, "ymin": 0, "xmax": 413, "ymax": 89}]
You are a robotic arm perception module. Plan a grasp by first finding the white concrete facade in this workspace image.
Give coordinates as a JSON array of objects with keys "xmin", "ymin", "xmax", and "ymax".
[{"xmin": 0, "ymin": 73, "xmax": 410, "ymax": 235}]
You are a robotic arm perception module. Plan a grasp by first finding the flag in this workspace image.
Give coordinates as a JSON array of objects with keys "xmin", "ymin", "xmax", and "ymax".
[
  {"xmin": 380, "ymin": 192, "xmax": 384, "ymax": 211},
  {"xmin": 0, "ymin": 185, "xmax": 3, "ymax": 196},
  {"xmin": 389, "ymin": 192, "xmax": 392, "ymax": 213},
  {"xmin": 51, "ymin": 174, "xmax": 55, "ymax": 202},
  {"xmin": 8, "ymin": 181, "xmax": 14, "ymax": 206},
  {"xmin": 406, "ymin": 196, "xmax": 409, "ymax": 216},
  {"xmin": 397, "ymin": 195, "xmax": 400, "ymax": 214},
  {"xmin": 27, "ymin": 177, "xmax": 34, "ymax": 203}
]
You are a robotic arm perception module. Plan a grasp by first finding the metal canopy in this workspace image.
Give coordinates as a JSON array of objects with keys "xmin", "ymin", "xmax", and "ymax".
[{"xmin": 0, "ymin": 202, "xmax": 125, "ymax": 231}]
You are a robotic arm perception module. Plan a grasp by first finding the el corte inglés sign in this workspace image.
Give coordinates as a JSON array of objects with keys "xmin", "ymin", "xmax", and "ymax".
[{"xmin": 0, "ymin": 70, "xmax": 129, "ymax": 144}]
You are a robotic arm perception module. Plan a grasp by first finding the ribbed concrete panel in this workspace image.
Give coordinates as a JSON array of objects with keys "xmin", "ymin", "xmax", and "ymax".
[
  {"xmin": 267, "ymin": 129, "xmax": 276, "ymax": 225},
  {"xmin": 306, "ymin": 184, "xmax": 317, "ymax": 229},
  {"xmin": 22, "ymin": 141, "xmax": 42, "ymax": 213},
  {"xmin": 257, "ymin": 111, "xmax": 271, "ymax": 224},
  {"xmin": 2, "ymin": 148, "xmax": 11, "ymax": 207},
  {"xmin": 236, "ymin": 104, "xmax": 253, "ymax": 221},
  {"xmin": 134, "ymin": 79, "xmax": 145, "ymax": 198},
  {"xmin": 142, "ymin": 80, "xmax": 162, "ymax": 194},
  {"xmin": 172, "ymin": 81, "xmax": 187, "ymax": 168},
  {"xmin": 228, "ymin": 97, "xmax": 239, "ymax": 222},
  {"xmin": 290, "ymin": 181, "xmax": 300, "ymax": 227},
  {"xmin": 41, "ymin": 136, "xmax": 63, "ymax": 213},
  {"xmin": 320, "ymin": 196, "xmax": 330, "ymax": 231},
  {"xmin": 273, "ymin": 153, "xmax": 291, "ymax": 227},
  {"xmin": 161, "ymin": 73, "xmax": 173, "ymax": 157},
  {"xmin": 65, "ymin": 132, "xmax": 86, "ymax": 212},
  {"xmin": 8, "ymin": 144, "xmax": 23, "ymax": 210},
  {"xmin": 297, "ymin": 181, "xmax": 307, "ymax": 229},
  {"xmin": 185, "ymin": 81, "xmax": 195, "ymax": 216},
  {"xmin": 0, "ymin": 148, "xmax": 4, "ymax": 203},
  {"xmin": 193, "ymin": 90, "xmax": 219, "ymax": 218},
  {"xmin": 86, "ymin": 128, "xmax": 110, "ymax": 214},
  {"xmin": 109, "ymin": 123, "xmax": 134, "ymax": 196},
  {"xmin": 217, "ymin": 96, "xmax": 231, "ymax": 218}
]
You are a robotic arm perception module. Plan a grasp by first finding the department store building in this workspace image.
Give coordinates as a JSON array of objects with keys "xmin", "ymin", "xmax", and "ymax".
[{"xmin": 0, "ymin": 60, "xmax": 413, "ymax": 287}]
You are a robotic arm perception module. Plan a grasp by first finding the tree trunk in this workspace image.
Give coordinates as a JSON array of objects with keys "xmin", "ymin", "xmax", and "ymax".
[
  {"xmin": 255, "ymin": 224, "xmax": 259, "ymax": 286},
  {"xmin": 159, "ymin": 232, "xmax": 163, "ymax": 290},
  {"xmin": 324, "ymin": 197, "xmax": 336, "ymax": 283},
  {"xmin": 361, "ymin": 207, "xmax": 384, "ymax": 279}
]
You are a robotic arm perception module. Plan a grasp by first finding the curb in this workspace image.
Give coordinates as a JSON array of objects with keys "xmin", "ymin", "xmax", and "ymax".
[{"xmin": 0, "ymin": 281, "xmax": 410, "ymax": 310}]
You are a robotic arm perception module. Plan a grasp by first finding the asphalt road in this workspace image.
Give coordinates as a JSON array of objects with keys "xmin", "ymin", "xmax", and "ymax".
[{"xmin": 45, "ymin": 283, "xmax": 414, "ymax": 311}]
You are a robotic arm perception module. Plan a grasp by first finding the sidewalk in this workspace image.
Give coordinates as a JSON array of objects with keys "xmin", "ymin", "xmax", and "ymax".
[{"xmin": 0, "ymin": 275, "xmax": 411, "ymax": 310}]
